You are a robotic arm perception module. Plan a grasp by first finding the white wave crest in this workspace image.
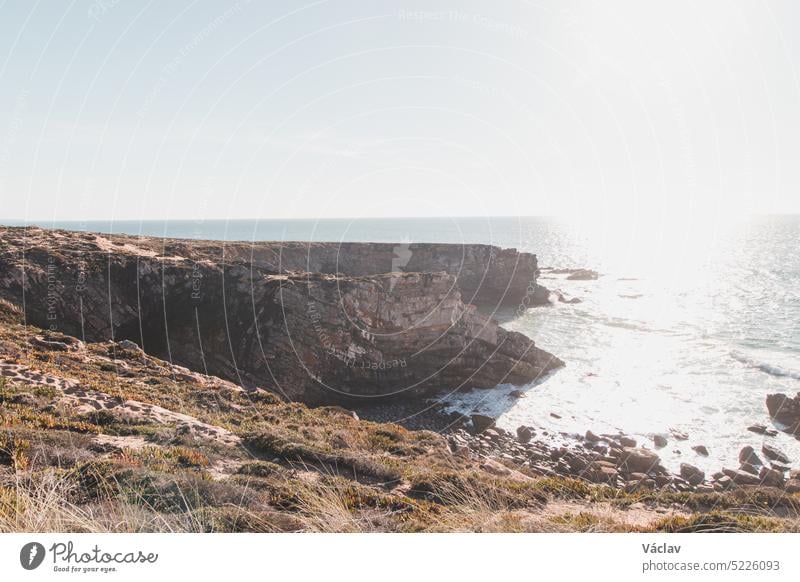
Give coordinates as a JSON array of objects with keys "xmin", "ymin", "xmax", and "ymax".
[{"xmin": 730, "ymin": 350, "xmax": 800, "ymax": 380}]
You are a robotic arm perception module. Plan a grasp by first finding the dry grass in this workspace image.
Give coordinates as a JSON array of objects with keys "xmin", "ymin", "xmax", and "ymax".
[
  {"xmin": 0, "ymin": 467, "xmax": 299, "ymax": 533},
  {"xmin": 0, "ymin": 472, "xmax": 171, "ymax": 533},
  {"xmin": 1, "ymin": 312, "xmax": 800, "ymax": 533}
]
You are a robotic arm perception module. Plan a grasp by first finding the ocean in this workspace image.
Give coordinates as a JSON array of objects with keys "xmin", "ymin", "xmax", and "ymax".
[{"xmin": 14, "ymin": 215, "xmax": 800, "ymax": 473}]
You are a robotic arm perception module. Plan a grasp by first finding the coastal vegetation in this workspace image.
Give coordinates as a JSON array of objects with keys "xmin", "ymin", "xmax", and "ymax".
[{"xmin": 1, "ymin": 300, "xmax": 798, "ymax": 533}]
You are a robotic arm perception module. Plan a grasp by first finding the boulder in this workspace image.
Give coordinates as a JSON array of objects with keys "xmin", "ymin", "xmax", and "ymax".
[
  {"xmin": 30, "ymin": 336, "xmax": 71, "ymax": 352},
  {"xmin": 528, "ymin": 284, "xmax": 554, "ymax": 306},
  {"xmin": 759, "ymin": 466, "xmax": 785, "ymax": 488},
  {"xmin": 762, "ymin": 444, "xmax": 790, "ymax": 464},
  {"xmin": 566, "ymin": 269, "xmax": 599, "ymax": 281},
  {"xmin": 748, "ymin": 424, "xmax": 778, "ymax": 437},
  {"xmin": 653, "ymin": 435, "xmax": 668, "ymax": 448},
  {"xmin": 618, "ymin": 435, "xmax": 637, "ymax": 448},
  {"xmin": 117, "ymin": 339, "xmax": 142, "ymax": 352},
  {"xmin": 565, "ymin": 453, "xmax": 589, "ymax": 473},
  {"xmin": 739, "ymin": 446, "xmax": 762, "ymax": 466},
  {"xmin": 586, "ymin": 465, "xmax": 618, "ymax": 484},
  {"xmin": 766, "ymin": 393, "xmax": 800, "ymax": 433},
  {"xmin": 585, "ymin": 430, "xmax": 601, "ymax": 442},
  {"xmin": 786, "ymin": 479, "xmax": 800, "ymax": 494},
  {"xmin": 739, "ymin": 462, "xmax": 759, "ymax": 475},
  {"xmin": 616, "ymin": 447, "xmax": 660, "ymax": 474},
  {"xmin": 516, "ymin": 425, "xmax": 532, "ymax": 444},
  {"xmin": 692, "ymin": 445, "xmax": 709, "ymax": 456},
  {"xmin": 479, "ymin": 459, "xmax": 512, "ymax": 477},
  {"xmin": 470, "ymin": 414, "xmax": 495, "ymax": 434},
  {"xmin": 679, "ymin": 463, "xmax": 705, "ymax": 486},
  {"xmin": 557, "ymin": 293, "xmax": 582, "ymax": 304},
  {"xmin": 715, "ymin": 475, "xmax": 733, "ymax": 490},
  {"xmin": 722, "ymin": 468, "xmax": 760, "ymax": 486},
  {"xmin": 483, "ymin": 428, "xmax": 502, "ymax": 441}
]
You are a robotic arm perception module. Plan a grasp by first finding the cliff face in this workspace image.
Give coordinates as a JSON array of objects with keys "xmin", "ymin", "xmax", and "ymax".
[
  {"xmin": 0, "ymin": 227, "xmax": 561, "ymax": 404},
  {"xmin": 53, "ymin": 233, "xmax": 540, "ymax": 308}
]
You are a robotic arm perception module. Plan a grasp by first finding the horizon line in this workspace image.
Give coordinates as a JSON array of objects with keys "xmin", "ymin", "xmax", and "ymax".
[{"xmin": 3, "ymin": 212, "xmax": 799, "ymax": 224}]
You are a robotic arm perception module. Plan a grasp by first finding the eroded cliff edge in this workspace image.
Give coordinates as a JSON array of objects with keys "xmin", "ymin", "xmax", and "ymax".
[{"xmin": 0, "ymin": 226, "xmax": 561, "ymax": 404}]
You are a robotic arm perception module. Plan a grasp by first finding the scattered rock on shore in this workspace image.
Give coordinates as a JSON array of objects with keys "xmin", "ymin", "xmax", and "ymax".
[
  {"xmin": 557, "ymin": 293, "xmax": 582, "ymax": 304},
  {"xmin": 723, "ymin": 468, "xmax": 761, "ymax": 486},
  {"xmin": 740, "ymin": 462, "xmax": 759, "ymax": 475},
  {"xmin": 516, "ymin": 425, "xmax": 533, "ymax": 443},
  {"xmin": 616, "ymin": 447, "xmax": 661, "ymax": 474},
  {"xmin": 762, "ymin": 444, "xmax": 790, "ymax": 464},
  {"xmin": 766, "ymin": 393, "xmax": 800, "ymax": 434},
  {"xmin": 679, "ymin": 463, "xmax": 705, "ymax": 486},
  {"xmin": 470, "ymin": 414, "xmax": 496, "ymax": 434},
  {"xmin": 441, "ymin": 420, "xmax": 799, "ymax": 496},
  {"xmin": 739, "ymin": 446, "xmax": 762, "ymax": 466},
  {"xmin": 692, "ymin": 445, "xmax": 709, "ymax": 456},
  {"xmin": 566, "ymin": 269, "xmax": 600, "ymax": 281},
  {"xmin": 760, "ymin": 467, "xmax": 785, "ymax": 488},
  {"xmin": 748, "ymin": 424, "xmax": 778, "ymax": 437}
]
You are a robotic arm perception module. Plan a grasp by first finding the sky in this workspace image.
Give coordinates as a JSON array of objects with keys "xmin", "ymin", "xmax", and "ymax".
[{"xmin": 0, "ymin": 0, "xmax": 799, "ymax": 222}]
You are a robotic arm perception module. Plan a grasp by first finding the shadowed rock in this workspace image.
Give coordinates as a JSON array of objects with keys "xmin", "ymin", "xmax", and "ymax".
[{"xmin": 766, "ymin": 393, "xmax": 800, "ymax": 435}]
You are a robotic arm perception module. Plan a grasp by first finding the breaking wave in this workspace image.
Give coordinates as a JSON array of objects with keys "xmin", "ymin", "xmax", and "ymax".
[{"xmin": 730, "ymin": 351, "xmax": 800, "ymax": 380}]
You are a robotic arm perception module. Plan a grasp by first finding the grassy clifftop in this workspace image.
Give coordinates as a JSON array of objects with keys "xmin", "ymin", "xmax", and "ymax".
[{"xmin": 0, "ymin": 301, "xmax": 798, "ymax": 532}]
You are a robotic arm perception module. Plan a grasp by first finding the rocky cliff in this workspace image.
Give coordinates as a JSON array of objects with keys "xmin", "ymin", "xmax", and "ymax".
[
  {"xmin": 45, "ymin": 234, "xmax": 540, "ymax": 307},
  {"xmin": 0, "ymin": 227, "xmax": 561, "ymax": 404}
]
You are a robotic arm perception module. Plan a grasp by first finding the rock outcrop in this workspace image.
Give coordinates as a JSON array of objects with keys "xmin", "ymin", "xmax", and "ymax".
[
  {"xmin": 766, "ymin": 393, "xmax": 800, "ymax": 434},
  {"xmin": 0, "ymin": 227, "xmax": 562, "ymax": 404},
  {"xmin": 19, "ymin": 228, "xmax": 543, "ymax": 308}
]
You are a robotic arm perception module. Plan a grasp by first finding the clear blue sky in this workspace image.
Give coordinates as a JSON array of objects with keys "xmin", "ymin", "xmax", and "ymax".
[{"xmin": 1, "ymin": 0, "xmax": 799, "ymax": 222}]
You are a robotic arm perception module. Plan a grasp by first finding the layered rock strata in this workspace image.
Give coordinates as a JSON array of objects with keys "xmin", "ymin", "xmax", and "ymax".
[{"xmin": 0, "ymin": 227, "xmax": 562, "ymax": 404}]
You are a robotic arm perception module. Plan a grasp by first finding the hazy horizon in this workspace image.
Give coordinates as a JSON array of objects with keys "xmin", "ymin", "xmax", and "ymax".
[{"xmin": 3, "ymin": 211, "xmax": 800, "ymax": 224}]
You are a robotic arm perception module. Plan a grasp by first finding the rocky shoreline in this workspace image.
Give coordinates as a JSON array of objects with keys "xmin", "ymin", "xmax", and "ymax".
[
  {"xmin": 439, "ymin": 411, "xmax": 800, "ymax": 495},
  {"xmin": 354, "ymin": 389, "xmax": 800, "ymax": 497}
]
